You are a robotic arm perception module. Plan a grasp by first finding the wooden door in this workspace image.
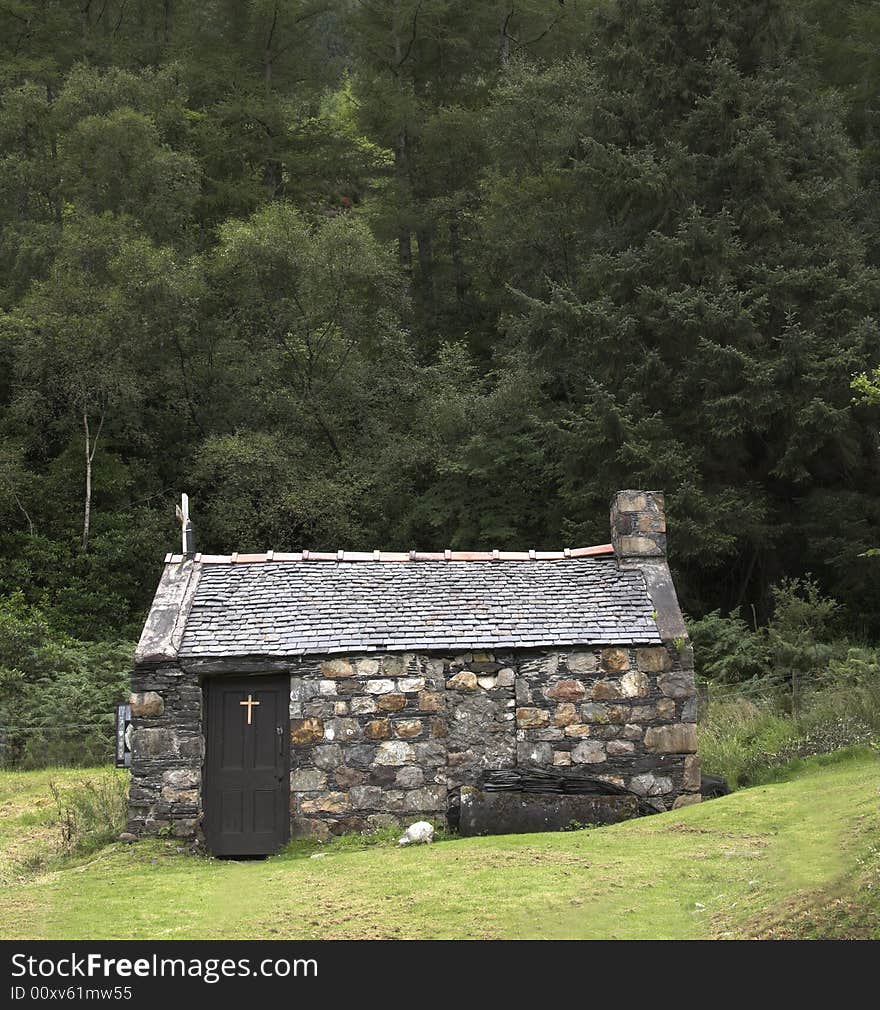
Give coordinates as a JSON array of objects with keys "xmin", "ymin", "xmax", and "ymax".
[{"xmin": 203, "ymin": 674, "xmax": 290, "ymax": 856}]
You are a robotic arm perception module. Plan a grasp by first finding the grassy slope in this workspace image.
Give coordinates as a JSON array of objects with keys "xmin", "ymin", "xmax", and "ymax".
[{"xmin": 0, "ymin": 752, "xmax": 877, "ymax": 940}]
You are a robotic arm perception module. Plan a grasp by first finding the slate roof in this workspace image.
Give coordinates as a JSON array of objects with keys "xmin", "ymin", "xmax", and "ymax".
[{"xmin": 178, "ymin": 556, "xmax": 661, "ymax": 657}]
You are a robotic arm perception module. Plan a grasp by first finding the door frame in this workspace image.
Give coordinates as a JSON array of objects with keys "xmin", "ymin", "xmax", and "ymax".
[{"xmin": 201, "ymin": 672, "xmax": 291, "ymax": 856}]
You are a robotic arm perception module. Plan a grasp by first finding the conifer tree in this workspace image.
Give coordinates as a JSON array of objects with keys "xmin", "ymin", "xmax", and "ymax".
[{"xmin": 482, "ymin": 0, "xmax": 880, "ymax": 614}]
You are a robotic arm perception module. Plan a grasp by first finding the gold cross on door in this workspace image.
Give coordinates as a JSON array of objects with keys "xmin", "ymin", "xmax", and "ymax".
[{"xmin": 240, "ymin": 693, "xmax": 260, "ymax": 725}]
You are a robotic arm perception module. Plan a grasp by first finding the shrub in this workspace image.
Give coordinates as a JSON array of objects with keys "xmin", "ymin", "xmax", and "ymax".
[
  {"xmin": 50, "ymin": 770, "xmax": 129, "ymax": 855},
  {"xmin": 699, "ymin": 675, "xmax": 880, "ymax": 788},
  {"xmin": 688, "ymin": 610, "xmax": 769, "ymax": 683},
  {"xmin": 698, "ymin": 697, "xmax": 799, "ymax": 788},
  {"xmin": 0, "ymin": 592, "xmax": 133, "ymax": 768}
]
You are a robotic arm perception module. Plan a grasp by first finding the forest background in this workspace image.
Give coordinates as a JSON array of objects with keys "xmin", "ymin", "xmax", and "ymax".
[{"xmin": 1, "ymin": 0, "xmax": 880, "ymax": 770}]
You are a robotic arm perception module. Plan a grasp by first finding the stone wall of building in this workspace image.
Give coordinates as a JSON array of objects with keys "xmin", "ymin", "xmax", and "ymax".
[
  {"xmin": 126, "ymin": 662, "xmax": 203, "ymax": 838},
  {"xmin": 127, "ymin": 641, "xmax": 700, "ymax": 842},
  {"xmin": 286, "ymin": 642, "xmax": 699, "ymax": 838}
]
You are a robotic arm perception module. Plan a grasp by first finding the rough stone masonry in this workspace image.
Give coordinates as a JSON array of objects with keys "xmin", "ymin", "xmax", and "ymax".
[{"xmin": 127, "ymin": 489, "xmax": 700, "ymax": 847}]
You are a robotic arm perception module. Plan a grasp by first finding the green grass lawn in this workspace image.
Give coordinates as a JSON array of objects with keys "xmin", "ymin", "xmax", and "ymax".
[{"xmin": 0, "ymin": 750, "xmax": 878, "ymax": 939}]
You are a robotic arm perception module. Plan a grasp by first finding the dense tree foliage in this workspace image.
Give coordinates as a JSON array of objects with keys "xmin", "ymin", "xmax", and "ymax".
[{"xmin": 1, "ymin": 0, "xmax": 879, "ymax": 646}]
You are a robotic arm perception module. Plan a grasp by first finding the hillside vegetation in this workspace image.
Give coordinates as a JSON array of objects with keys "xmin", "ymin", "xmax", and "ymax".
[
  {"xmin": 0, "ymin": 751, "xmax": 876, "ymax": 940},
  {"xmin": 2, "ymin": 0, "xmax": 880, "ymax": 647}
]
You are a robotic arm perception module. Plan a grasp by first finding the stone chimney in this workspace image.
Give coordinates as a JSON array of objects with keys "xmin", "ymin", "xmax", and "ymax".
[{"xmin": 610, "ymin": 490, "xmax": 666, "ymax": 562}]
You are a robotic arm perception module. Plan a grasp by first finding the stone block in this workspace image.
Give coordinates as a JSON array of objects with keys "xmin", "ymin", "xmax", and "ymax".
[
  {"xmin": 563, "ymin": 724, "xmax": 592, "ymax": 738},
  {"xmin": 517, "ymin": 741, "xmax": 552, "ymax": 765},
  {"xmin": 313, "ymin": 744, "xmax": 342, "ymax": 769},
  {"xmin": 324, "ymin": 717, "xmax": 359, "ymax": 743},
  {"xmin": 459, "ymin": 790, "xmax": 637, "ymax": 835},
  {"xmin": 630, "ymin": 773, "xmax": 673, "ymax": 797},
  {"xmin": 418, "ymin": 691, "xmax": 443, "ymax": 713},
  {"xmin": 350, "ymin": 696, "xmax": 378, "ymax": 715},
  {"xmin": 644, "ymin": 724, "xmax": 697, "ymax": 754},
  {"xmin": 377, "ymin": 693, "xmax": 407, "ymax": 711},
  {"xmin": 394, "ymin": 719, "xmax": 423, "ymax": 739},
  {"xmin": 171, "ymin": 818, "xmax": 198, "ymax": 838},
  {"xmin": 580, "ymin": 703, "xmax": 609, "ymax": 723},
  {"xmin": 636, "ymin": 646, "xmax": 673, "ymax": 673},
  {"xmin": 628, "ymin": 704, "xmax": 657, "ymax": 723},
  {"xmin": 656, "ymin": 698, "xmax": 676, "ymax": 720},
  {"xmin": 130, "ymin": 691, "xmax": 164, "ymax": 717},
  {"xmin": 349, "ymin": 785, "xmax": 385, "ymax": 809},
  {"xmin": 601, "ymin": 648, "xmax": 630, "ymax": 672},
  {"xmin": 673, "ymin": 794, "xmax": 702, "ymax": 809},
  {"xmin": 607, "ymin": 740, "xmax": 635, "ymax": 756},
  {"xmin": 162, "ymin": 769, "xmax": 198, "ymax": 790},
  {"xmin": 403, "ymin": 785, "xmax": 446, "ymax": 811},
  {"xmin": 516, "ymin": 707, "xmax": 550, "ymax": 729},
  {"xmin": 300, "ymin": 792, "xmax": 350, "ymax": 815},
  {"xmin": 321, "ymin": 658, "xmax": 355, "ymax": 678},
  {"xmin": 345, "ymin": 744, "xmax": 377, "ymax": 769},
  {"xmin": 552, "ymin": 751, "xmax": 572, "ymax": 767},
  {"xmin": 395, "ymin": 766, "xmax": 424, "ymax": 788},
  {"xmin": 566, "ymin": 652, "xmax": 598, "ymax": 674},
  {"xmin": 365, "ymin": 679, "xmax": 395, "ymax": 694},
  {"xmin": 447, "ymin": 749, "xmax": 475, "ymax": 768},
  {"xmin": 291, "ymin": 817, "xmax": 330, "ymax": 841},
  {"xmin": 164, "ymin": 787, "xmax": 198, "ymax": 806},
  {"xmin": 355, "ymin": 658, "xmax": 380, "ymax": 677},
  {"xmin": 367, "ymin": 814, "xmax": 401, "ymax": 830},
  {"xmin": 374, "ymin": 741, "xmax": 415, "ymax": 765},
  {"xmin": 132, "ymin": 727, "xmax": 177, "ymax": 759},
  {"xmin": 291, "ymin": 717, "xmax": 324, "ymax": 746},
  {"xmin": 658, "ymin": 670, "xmax": 696, "ymax": 700},
  {"xmin": 535, "ymin": 727, "xmax": 564, "ymax": 741},
  {"xmin": 496, "ymin": 668, "xmax": 515, "ymax": 688},
  {"xmin": 554, "ymin": 702, "xmax": 579, "ymax": 727},
  {"xmin": 592, "ymin": 680, "xmax": 621, "ymax": 701},
  {"xmin": 329, "ymin": 816, "xmax": 367, "ymax": 835},
  {"xmin": 382, "ymin": 655, "xmax": 410, "ymax": 677},
  {"xmin": 617, "ymin": 535, "xmax": 664, "ymax": 556},
  {"xmin": 683, "ymin": 754, "xmax": 701, "ymax": 791},
  {"xmin": 546, "ymin": 679, "xmax": 586, "ymax": 702},
  {"xmin": 334, "ymin": 765, "xmax": 365, "ymax": 788},
  {"xmin": 291, "ymin": 768, "xmax": 327, "ymax": 792},
  {"xmin": 365, "ymin": 718, "xmax": 392, "ymax": 740},
  {"xmin": 415, "ymin": 741, "xmax": 445, "ymax": 764},
  {"xmin": 571, "ymin": 740, "xmax": 607, "ymax": 764},
  {"xmin": 620, "ymin": 671, "xmax": 649, "ymax": 698},
  {"xmin": 447, "ymin": 671, "xmax": 478, "ymax": 691}
]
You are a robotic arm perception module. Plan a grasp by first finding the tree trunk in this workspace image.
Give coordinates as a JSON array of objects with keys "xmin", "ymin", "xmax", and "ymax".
[
  {"xmin": 163, "ymin": 0, "xmax": 173, "ymax": 46},
  {"xmin": 81, "ymin": 410, "xmax": 104, "ymax": 553},
  {"xmin": 82, "ymin": 412, "xmax": 92, "ymax": 553},
  {"xmin": 499, "ymin": 7, "xmax": 512, "ymax": 65},
  {"xmin": 396, "ymin": 136, "xmax": 412, "ymax": 272}
]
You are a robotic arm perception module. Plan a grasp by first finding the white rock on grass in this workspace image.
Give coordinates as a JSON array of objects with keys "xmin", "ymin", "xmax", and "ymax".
[{"xmin": 398, "ymin": 821, "xmax": 434, "ymax": 847}]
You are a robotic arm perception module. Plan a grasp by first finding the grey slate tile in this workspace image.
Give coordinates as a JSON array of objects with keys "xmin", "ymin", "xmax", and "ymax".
[{"xmin": 177, "ymin": 558, "xmax": 662, "ymax": 657}]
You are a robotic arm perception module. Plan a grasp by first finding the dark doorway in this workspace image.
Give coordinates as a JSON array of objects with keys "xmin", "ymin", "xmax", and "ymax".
[{"xmin": 203, "ymin": 674, "xmax": 290, "ymax": 856}]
